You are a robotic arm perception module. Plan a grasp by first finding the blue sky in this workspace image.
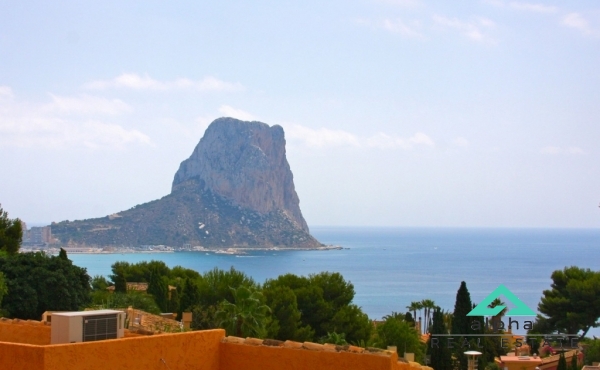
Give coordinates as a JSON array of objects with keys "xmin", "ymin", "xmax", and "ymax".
[{"xmin": 1, "ymin": 0, "xmax": 599, "ymax": 228}]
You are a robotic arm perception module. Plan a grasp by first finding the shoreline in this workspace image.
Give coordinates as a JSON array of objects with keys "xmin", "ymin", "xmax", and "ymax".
[{"xmin": 20, "ymin": 244, "xmax": 345, "ymax": 256}]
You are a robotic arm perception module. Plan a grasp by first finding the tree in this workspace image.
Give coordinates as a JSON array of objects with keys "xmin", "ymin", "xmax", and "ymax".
[
  {"xmin": 216, "ymin": 286, "xmax": 270, "ymax": 338},
  {"xmin": 407, "ymin": 301, "xmax": 424, "ymax": 331},
  {"xmin": 582, "ymin": 339, "xmax": 600, "ymax": 365},
  {"xmin": 407, "ymin": 302, "xmax": 420, "ymax": 324},
  {"xmin": 452, "ymin": 281, "xmax": 474, "ymax": 370},
  {"xmin": 452, "ymin": 281, "xmax": 473, "ymax": 335},
  {"xmin": 558, "ymin": 352, "xmax": 568, "ymax": 370},
  {"xmin": 0, "ymin": 272, "xmax": 7, "ymax": 311},
  {"xmin": 0, "ymin": 205, "xmax": 22, "ymax": 254},
  {"xmin": 538, "ymin": 266, "xmax": 600, "ymax": 340},
  {"xmin": 93, "ymin": 291, "xmax": 161, "ymax": 315},
  {"xmin": 191, "ymin": 304, "xmax": 219, "ymax": 330},
  {"xmin": 58, "ymin": 248, "xmax": 68, "ymax": 260},
  {"xmin": 179, "ymin": 278, "xmax": 200, "ymax": 318},
  {"xmin": 421, "ymin": 299, "xmax": 436, "ymax": 333},
  {"xmin": 198, "ymin": 267, "xmax": 256, "ymax": 308},
  {"xmin": 320, "ymin": 331, "xmax": 348, "ymax": 345},
  {"xmin": 570, "ymin": 351, "xmax": 579, "ymax": 370},
  {"xmin": 404, "ymin": 312, "xmax": 415, "ymax": 326},
  {"xmin": 91, "ymin": 275, "xmax": 110, "ymax": 291},
  {"xmin": 108, "ymin": 260, "xmax": 171, "ymax": 287},
  {"xmin": 374, "ymin": 315, "xmax": 425, "ymax": 362},
  {"xmin": 324, "ymin": 304, "xmax": 372, "ymax": 344},
  {"xmin": 263, "ymin": 284, "xmax": 313, "ymax": 341},
  {"xmin": 0, "ymin": 252, "xmax": 91, "ymax": 319},
  {"xmin": 264, "ymin": 272, "xmax": 363, "ymax": 342},
  {"xmin": 429, "ymin": 308, "xmax": 453, "ymax": 370},
  {"xmin": 147, "ymin": 268, "xmax": 168, "ymax": 313},
  {"xmin": 168, "ymin": 286, "xmax": 180, "ymax": 314}
]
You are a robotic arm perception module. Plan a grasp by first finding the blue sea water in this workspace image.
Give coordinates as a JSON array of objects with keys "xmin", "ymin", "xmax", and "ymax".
[{"xmin": 69, "ymin": 227, "xmax": 600, "ymax": 330}]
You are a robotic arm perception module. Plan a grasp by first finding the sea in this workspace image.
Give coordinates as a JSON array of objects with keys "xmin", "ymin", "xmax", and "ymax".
[{"xmin": 69, "ymin": 227, "xmax": 600, "ymax": 333}]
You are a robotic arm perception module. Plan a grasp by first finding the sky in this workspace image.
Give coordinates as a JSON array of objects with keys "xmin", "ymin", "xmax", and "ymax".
[{"xmin": 1, "ymin": 0, "xmax": 599, "ymax": 228}]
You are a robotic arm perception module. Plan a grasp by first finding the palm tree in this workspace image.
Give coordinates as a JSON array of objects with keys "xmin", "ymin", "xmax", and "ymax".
[
  {"xmin": 383, "ymin": 311, "xmax": 405, "ymax": 321},
  {"xmin": 216, "ymin": 285, "xmax": 271, "ymax": 338},
  {"xmin": 406, "ymin": 301, "xmax": 423, "ymax": 331},
  {"xmin": 406, "ymin": 302, "xmax": 418, "ymax": 322},
  {"xmin": 421, "ymin": 299, "xmax": 437, "ymax": 333},
  {"xmin": 488, "ymin": 298, "xmax": 507, "ymax": 331}
]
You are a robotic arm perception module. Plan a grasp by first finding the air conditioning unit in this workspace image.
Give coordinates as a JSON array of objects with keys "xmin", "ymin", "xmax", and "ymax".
[{"xmin": 51, "ymin": 310, "xmax": 126, "ymax": 344}]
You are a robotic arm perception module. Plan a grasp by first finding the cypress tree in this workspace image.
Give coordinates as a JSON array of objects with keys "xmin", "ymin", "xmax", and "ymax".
[
  {"xmin": 168, "ymin": 286, "xmax": 179, "ymax": 314},
  {"xmin": 114, "ymin": 272, "xmax": 127, "ymax": 293},
  {"xmin": 570, "ymin": 352, "xmax": 578, "ymax": 370},
  {"xmin": 452, "ymin": 281, "xmax": 473, "ymax": 335},
  {"xmin": 147, "ymin": 268, "xmax": 168, "ymax": 313},
  {"xmin": 178, "ymin": 278, "xmax": 200, "ymax": 319},
  {"xmin": 452, "ymin": 281, "xmax": 474, "ymax": 370},
  {"xmin": 59, "ymin": 248, "xmax": 68, "ymax": 260},
  {"xmin": 558, "ymin": 352, "xmax": 568, "ymax": 370},
  {"xmin": 429, "ymin": 308, "xmax": 453, "ymax": 370}
]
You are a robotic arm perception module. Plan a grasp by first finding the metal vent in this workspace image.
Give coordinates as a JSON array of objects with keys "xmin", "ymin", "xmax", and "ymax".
[{"xmin": 82, "ymin": 314, "xmax": 118, "ymax": 342}]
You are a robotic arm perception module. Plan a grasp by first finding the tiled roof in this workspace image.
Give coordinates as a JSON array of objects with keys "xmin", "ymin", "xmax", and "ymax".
[
  {"xmin": 106, "ymin": 282, "xmax": 149, "ymax": 292},
  {"xmin": 221, "ymin": 336, "xmax": 395, "ymax": 356},
  {"xmin": 126, "ymin": 307, "xmax": 181, "ymax": 334}
]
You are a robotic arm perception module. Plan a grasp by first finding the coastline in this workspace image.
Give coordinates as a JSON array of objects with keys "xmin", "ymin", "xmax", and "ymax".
[{"xmin": 20, "ymin": 244, "xmax": 344, "ymax": 256}]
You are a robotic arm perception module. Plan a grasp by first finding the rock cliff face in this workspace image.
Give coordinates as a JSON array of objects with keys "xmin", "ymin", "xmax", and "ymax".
[
  {"xmin": 172, "ymin": 117, "xmax": 308, "ymax": 232},
  {"xmin": 50, "ymin": 117, "xmax": 321, "ymax": 249}
]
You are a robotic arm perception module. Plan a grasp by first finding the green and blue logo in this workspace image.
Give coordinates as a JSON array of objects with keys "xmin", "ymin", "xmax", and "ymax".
[{"xmin": 467, "ymin": 284, "xmax": 536, "ymax": 316}]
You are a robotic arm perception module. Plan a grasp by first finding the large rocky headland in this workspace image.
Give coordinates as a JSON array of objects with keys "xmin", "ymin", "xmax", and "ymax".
[{"xmin": 50, "ymin": 117, "xmax": 324, "ymax": 250}]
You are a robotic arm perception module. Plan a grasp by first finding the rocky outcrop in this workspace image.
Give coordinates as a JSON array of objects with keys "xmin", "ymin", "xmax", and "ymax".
[
  {"xmin": 172, "ymin": 117, "xmax": 308, "ymax": 232},
  {"xmin": 50, "ymin": 117, "xmax": 321, "ymax": 249}
]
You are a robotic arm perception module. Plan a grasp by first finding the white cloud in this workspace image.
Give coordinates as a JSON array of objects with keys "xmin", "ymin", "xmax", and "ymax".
[
  {"xmin": 0, "ymin": 94, "xmax": 151, "ymax": 149},
  {"xmin": 540, "ymin": 146, "xmax": 584, "ymax": 155},
  {"xmin": 86, "ymin": 73, "xmax": 244, "ymax": 92},
  {"xmin": 366, "ymin": 132, "xmax": 435, "ymax": 149},
  {"xmin": 433, "ymin": 15, "xmax": 495, "ymax": 42},
  {"xmin": 356, "ymin": 18, "xmax": 424, "ymax": 39},
  {"xmin": 218, "ymin": 105, "xmax": 257, "ymax": 121},
  {"xmin": 285, "ymin": 125, "xmax": 361, "ymax": 148},
  {"xmin": 0, "ymin": 86, "xmax": 14, "ymax": 100},
  {"xmin": 382, "ymin": 19, "xmax": 425, "ymax": 38},
  {"xmin": 508, "ymin": 2, "xmax": 558, "ymax": 14},
  {"xmin": 562, "ymin": 13, "xmax": 594, "ymax": 36},
  {"xmin": 44, "ymin": 94, "xmax": 133, "ymax": 115},
  {"xmin": 283, "ymin": 123, "xmax": 434, "ymax": 150}
]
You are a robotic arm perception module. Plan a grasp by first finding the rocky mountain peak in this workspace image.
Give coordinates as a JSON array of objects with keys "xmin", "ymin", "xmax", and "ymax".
[
  {"xmin": 172, "ymin": 117, "xmax": 308, "ymax": 232},
  {"xmin": 50, "ymin": 117, "xmax": 321, "ymax": 249}
]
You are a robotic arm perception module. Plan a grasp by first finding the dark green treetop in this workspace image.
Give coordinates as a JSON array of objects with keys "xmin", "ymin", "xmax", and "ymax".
[
  {"xmin": 0, "ymin": 204, "xmax": 22, "ymax": 255},
  {"xmin": 429, "ymin": 308, "xmax": 453, "ymax": 370},
  {"xmin": 538, "ymin": 266, "xmax": 600, "ymax": 340}
]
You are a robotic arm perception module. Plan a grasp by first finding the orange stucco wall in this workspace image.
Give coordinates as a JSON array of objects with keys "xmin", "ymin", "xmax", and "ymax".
[
  {"xmin": 0, "ymin": 324, "xmax": 430, "ymax": 370},
  {"xmin": 220, "ymin": 342, "xmax": 397, "ymax": 370},
  {"xmin": 0, "ymin": 321, "xmax": 51, "ymax": 345},
  {"xmin": 41, "ymin": 329, "xmax": 225, "ymax": 370},
  {"xmin": 0, "ymin": 341, "xmax": 45, "ymax": 370}
]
